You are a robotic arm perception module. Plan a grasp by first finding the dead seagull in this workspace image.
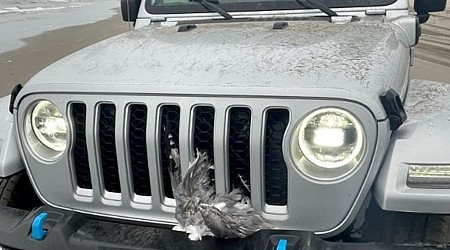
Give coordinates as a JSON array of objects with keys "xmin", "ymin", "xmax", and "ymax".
[{"xmin": 168, "ymin": 135, "xmax": 272, "ymax": 241}]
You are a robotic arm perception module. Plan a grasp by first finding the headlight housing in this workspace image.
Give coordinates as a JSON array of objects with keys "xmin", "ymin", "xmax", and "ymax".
[
  {"xmin": 291, "ymin": 108, "xmax": 365, "ymax": 181},
  {"xmin": 25, "ymin": 100, "xmax": 68, "ymax": 160}
]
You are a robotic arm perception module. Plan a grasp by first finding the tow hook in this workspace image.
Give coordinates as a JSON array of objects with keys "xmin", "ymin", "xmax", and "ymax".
[
  {"xmin": 31, "ymin": 212, "xmax": 48, "ymax": 241},
  {"xmin": 276, "ymin": 239, "xmax": 288, "ymax": 250}
]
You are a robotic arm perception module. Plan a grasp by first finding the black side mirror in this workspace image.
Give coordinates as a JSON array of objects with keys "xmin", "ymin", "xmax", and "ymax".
[
  {"xmin": 121, "ymin": 0, "xmax": 142, "ymax": 22},
  {"xmin": 414, "ymin": 0, "xmax": 447, "ymax": 23}
]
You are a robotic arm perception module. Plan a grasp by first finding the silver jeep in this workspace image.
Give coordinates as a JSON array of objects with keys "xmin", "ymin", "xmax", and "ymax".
[{"xmin": 0, "ymin": 0, "xmax": 449, "ymax": 248}]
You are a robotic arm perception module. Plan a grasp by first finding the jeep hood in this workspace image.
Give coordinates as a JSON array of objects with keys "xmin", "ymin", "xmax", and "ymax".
[{"xmin": 23, "ymin": 18, "xmax": 411, "ymax": 120}]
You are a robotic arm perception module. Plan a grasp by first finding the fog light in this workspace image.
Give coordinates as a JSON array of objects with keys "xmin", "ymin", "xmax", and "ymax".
[{"xmin": 407, "ymin": 165, "xmax": 450, "ymax": 189}]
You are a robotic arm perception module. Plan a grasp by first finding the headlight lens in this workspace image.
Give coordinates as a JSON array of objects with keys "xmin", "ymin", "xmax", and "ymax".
[
  {"xmin": 25, "ymin": 100, "xmax": 67, "ymax": 159},
  {"xmin": 291, "ymin": 108, "xmax": 365, "ymax": 180}
]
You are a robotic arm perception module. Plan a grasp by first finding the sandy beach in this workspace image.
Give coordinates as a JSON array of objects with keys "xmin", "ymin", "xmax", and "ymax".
[
  {"xmin": 411, "ymin": 8, "xmax": 450, "ymax": 84},
  {"xmin": 0, "ymin": 5, "xmax": 448, "ymax": 97},
  {"xmin": 0, "ymin": 12, "xmax": 128, "ymax": 97}
]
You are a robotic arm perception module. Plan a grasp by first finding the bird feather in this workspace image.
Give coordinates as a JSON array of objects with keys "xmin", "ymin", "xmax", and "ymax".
[{"xmin": 168, "ymin": 140, "xmax": 273, "ymax": 240}]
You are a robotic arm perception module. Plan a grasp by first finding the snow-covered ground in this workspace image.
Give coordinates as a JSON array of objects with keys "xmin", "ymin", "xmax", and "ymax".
[{"xmin": 0, "ymin": 0, "xmax": 120, "ymax": 53}]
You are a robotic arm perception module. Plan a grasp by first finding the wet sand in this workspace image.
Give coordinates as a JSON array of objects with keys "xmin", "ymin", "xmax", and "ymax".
[
  {"xmin": 411, "ymin": 10, "xmax": 450, "ymax": 84},
  {"xmin": 0, "ymin": 9, "xmax": 448, "ymax": 97},
  {"xmin": 0, "ymin": 12, "xmax": 129, "ymax": 97}
]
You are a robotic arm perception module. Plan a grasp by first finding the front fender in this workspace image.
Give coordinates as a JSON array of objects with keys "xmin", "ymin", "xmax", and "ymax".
[
  {"xmin": 0, "ymin": 95, "xmax": 24, "ymax": 177},
  {"xmin": 374, "ymin": 80, "xmax": 450, "ymax": 213}
]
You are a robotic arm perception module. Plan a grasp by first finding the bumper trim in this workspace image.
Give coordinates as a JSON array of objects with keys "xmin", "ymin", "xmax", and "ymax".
[{"xmin": 0, "ymin": 206, "xmax": 439, "ymax": 250}]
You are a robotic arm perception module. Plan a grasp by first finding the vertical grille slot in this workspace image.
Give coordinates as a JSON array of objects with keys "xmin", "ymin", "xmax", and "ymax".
[
  {"xmin": 160, "ymin": 105, "xmax": 180, "ymax": 199},
  {"xmin": 264, "ymin": 109, "xmax": 289, "ymax": 206},
  {"xmin": 71, "ymin": 103, "xmax": 92, "ymax": 189},
  {"xmin": 228, "ymin": 107, "xmax": 251, "ymax": 197},
  {"xmin": 194, "ymin": 106, "xmax": 215, "ymax": 181},
  {"xmin": 193, "ymin": 106, "xmax": 215, "ymax": 161},
  {"xmin": 99, "ymin": 104, "xmax": 121, "ymax": 193},
  {"xmin": 128, "ymin": 105, "xmax": 151, "ymax": 196}
]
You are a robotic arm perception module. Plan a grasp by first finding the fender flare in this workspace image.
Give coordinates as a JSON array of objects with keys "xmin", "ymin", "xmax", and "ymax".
[
  {"xmin": 374, "ymin": 80, "xmax": 450, "ymax": 213},
  {"xmin": 0, "ymin": 95, "xmax": 24, "ymax": 177}
]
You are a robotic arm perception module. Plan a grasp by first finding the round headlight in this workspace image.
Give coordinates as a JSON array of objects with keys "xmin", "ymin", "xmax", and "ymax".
[
  {"xmin": 25, "ymin": 100, "xmax": 67, "ymax": 159},
  {"xmin": 291, "ymin": 108, "xmax": 365, "ymax": 181}
]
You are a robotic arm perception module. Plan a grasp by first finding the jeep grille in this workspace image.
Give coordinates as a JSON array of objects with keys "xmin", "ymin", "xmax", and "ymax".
[{"xmin": 70, "ymin": 101, "xmax": 289, "ymax": 210}]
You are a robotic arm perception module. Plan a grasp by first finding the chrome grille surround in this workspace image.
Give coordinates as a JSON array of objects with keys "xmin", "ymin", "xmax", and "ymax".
[{"xmin": 17, "ymin": 93, "xmax": 379, "ymax": 235}]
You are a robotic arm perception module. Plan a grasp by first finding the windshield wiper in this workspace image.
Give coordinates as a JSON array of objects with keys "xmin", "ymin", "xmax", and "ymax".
[
  {"xmin": 296, "ymin": 0, "xmax": 337, "ymax": 17},
  {"xmin": 190, "ymin": 0, "xmax": 233, "ymax": 20}
]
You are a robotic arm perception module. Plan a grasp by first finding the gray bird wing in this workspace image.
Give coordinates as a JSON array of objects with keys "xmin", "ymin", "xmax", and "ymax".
[
  {"xmin": 199, "ymin": 205, "xmax": 247, "ymax": 238},
  {"xmin": 213, "ymin": 188, "xmax": 247, "ymax": 210},
  {"xmin": 170, "ymin": 149, "xmax": 272, "ymax": 240},
  {"xmin": 200, "ymin": 204, "xmax": 272, "ymax": 238},
  {"xmin": 170, "ymin": 149, "xmax": 216, "ymax": 229},
  {"xmin": 181, "ymin": 150, "xmax": 215, "ymax": 204}
]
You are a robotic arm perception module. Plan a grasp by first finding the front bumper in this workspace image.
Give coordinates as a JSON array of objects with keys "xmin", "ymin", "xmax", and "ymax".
[{"xmin": 0, "ymin": 206, "xmax": 441, "ymax": 250}]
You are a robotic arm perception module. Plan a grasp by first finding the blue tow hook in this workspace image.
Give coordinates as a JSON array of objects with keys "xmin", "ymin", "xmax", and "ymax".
[
  {"xmin": 276, "ymin": 239, "xmax": 288, "ymax": 250},
  {"xmin": 31, "ymin": 212, "xmax": 48, "ymax": 241}
]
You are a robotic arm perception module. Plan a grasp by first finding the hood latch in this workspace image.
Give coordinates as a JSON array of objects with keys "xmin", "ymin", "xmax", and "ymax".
[{"xmin": 380, "ymin": 89, "xmax": 407, "ymax": 131}]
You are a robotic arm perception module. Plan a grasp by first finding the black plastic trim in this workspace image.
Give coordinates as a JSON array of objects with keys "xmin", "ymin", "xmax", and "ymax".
[
  {"xmin": 129, "ymin": 104, "xmax": 151, "ymax": 196},
  {"xmin": 414, "ymin": 0, "xmax": 446, "ymax": 23},
  {"xmin": 99, "ymin": 104, "xmax": 121, "ymax": 193},
  {"xmin": 264, "ymin": 109, "xmax": 289, "ymax": 206},
  {"xmin": 9, "ymin": 84, "xmax": 22, "ymax": 114},
  {"xmin": 0, "ymin": 205, "xmax": 438, "ymax": 250},
  {"xmin": 380, "ymin": 89, "xmax": 407, "ymax": 131},
  {"xmin": 228, "ymin": 107, "xmax": 252, "ymax": 198},
  {"xmin": 178, "ymin": 24, "xmax": 197, "ymax": 32},
  {"xmin": 273, "ymin": 21, "xmax": 289, "ymax": 29},
  {"xmin": 160, "ymin": 105, "xmax": 181, "ymax": 199},
  {"xmin": 121, "ymin": 0, "xmax": 142, "ymax": 22},
  {"xmin": 71, "ymin": 103, "xmax": 92, "ymax": 190},
  {"xmin": 415, "ymin": 16, "xmax": 421, "ymax": 45}
]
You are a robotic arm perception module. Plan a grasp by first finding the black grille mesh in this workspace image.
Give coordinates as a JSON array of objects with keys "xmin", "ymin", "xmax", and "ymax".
[
  {"xmin": 99, "ymin": 104, "xmax": 121, "ymax": 193},
  {"xmin": 264, "ymin": 109, "xmax": 289, "ymax": 206},
  {"xmin": 194, "ymin": 106, "xmax": 215, "ymax": 181},
  {"xmin": 159, "ymin": 105, "xmax": 180, "ymax": 198},
  {"xmin": 71, "ymin": 103, "xmax": 92, "ymax": 189},
  {"xmin": 129, "ymin": 105, "xmax": 151, "ymax": 196},
  {"xmin": 228, "ymin": 108, "xmax": 251, "ymax": 197}
]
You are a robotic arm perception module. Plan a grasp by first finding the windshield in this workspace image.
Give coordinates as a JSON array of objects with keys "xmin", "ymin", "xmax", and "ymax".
[{"xmin": 146, "ymin": 0, "xmax": 397, "ymax": 15}]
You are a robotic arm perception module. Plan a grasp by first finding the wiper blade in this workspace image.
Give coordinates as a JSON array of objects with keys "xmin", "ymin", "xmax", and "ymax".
[
  {"xmin": 190, "ymin": 0, "xmax": 233, "ymax": 20},
  {"xmin": 296, "ymin": 0, "xmax": 337, "ymax": 17}
]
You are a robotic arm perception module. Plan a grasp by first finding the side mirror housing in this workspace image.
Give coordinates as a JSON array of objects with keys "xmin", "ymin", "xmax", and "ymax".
[
  {"xmin": 414, "ymin": 0, "xmax": 447, "ymax": 23},
  {"xmin": 121, "ymin": 0, "xmax": 142, "ymax": 22}
]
